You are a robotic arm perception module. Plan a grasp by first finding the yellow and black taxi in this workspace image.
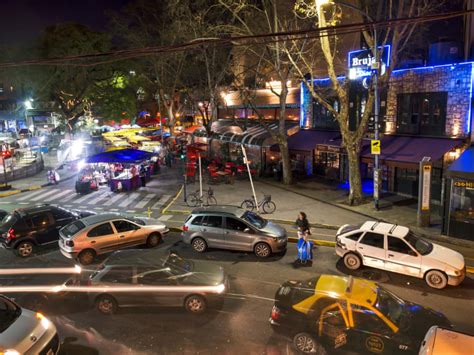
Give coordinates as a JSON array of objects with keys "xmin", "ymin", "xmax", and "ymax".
[{"xmin": 269, "ymin": 275, "xmax": 452, "ymax": 354}]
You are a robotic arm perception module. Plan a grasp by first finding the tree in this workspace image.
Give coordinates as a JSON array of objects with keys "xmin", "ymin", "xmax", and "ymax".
[
  {"xmin": 290, "ymin": 0, "xmax": 444, "ymax": 205},
  {"xmin": 219, "ymin": 0, "xmax": 309, "ymax": 185}
]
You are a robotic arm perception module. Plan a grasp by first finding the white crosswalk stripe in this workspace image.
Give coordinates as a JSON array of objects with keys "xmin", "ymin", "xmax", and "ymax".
[
  {"xmin": 43, "ymin": 189, "xmax": 73, "ymax": 202},
  {"xmin": 61, "ymin": 191, "xmax": 79, "ymax": 203},
  {"xmin": 151, "ymin": 194, "xmax": 171, "ymax": 210},
  {"xmin": 100, "ymin": 192, "xmax": 126, "ymax": 207},
  {"xmin": 15, "ymin": 189, "xmax": 46, "ymax": 201},
  {"xmin": 134, "ymin": 193, "xmax": 156, "ymax": 209},
  {"xmin": 73, "ymin": 191, "xmax": 102, "ymax": 204},
  {"xmin": 118, "ymin": 193, "xmax": 141, "ymax": 207},
  {"xmin": 87, "ymin": 190, "xmax": 113, "ymax": 205},
  {"xmin": 30, "ymin": 189, "xmax": 62, "ymax": 201}
]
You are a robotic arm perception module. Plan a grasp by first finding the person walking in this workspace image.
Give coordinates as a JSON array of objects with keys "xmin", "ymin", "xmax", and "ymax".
[
  {"xmin": 295, "ymin": 212, "xmax": 313, "ymax": 267},
  {"xmin": 139, "ymin": 165, "xmax": 147, "ymax": 187}
]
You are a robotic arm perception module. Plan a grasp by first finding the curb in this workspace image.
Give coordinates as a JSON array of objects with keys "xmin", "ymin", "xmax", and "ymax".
[{"xmin": 0, "ymin": 172, "xmax": 78, "ymax": 198}]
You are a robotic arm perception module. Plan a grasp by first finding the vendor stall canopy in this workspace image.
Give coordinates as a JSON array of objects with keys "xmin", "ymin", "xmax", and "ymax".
[{"xmin": 85, "ymin": 149, "xmax": 154, "ymax": 164}]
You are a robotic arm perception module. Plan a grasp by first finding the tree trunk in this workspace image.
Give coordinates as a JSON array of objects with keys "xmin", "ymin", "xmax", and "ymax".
[
  {"xmin": 280, "ymin": 140, "xmax": 293, "ymax": 185},
  {"xmin": 346, "ymin": 144, "xmax": 364, "ymax": 205}
]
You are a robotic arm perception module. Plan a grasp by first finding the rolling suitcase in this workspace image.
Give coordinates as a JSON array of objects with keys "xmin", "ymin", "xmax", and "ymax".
[{"xmin": 297, "ymin": 238, "xmax": 313, "ymax": 264}]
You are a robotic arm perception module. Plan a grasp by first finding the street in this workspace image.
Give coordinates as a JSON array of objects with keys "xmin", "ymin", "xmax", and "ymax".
[{"xmin": 0, "ymin": 230, "xmax": 472, "ymax": 354}]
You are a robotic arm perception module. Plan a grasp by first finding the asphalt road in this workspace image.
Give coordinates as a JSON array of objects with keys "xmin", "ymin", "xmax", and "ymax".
[{"xmin": 0, "ymin": 232, "xmax": 473, "ymax": 355}]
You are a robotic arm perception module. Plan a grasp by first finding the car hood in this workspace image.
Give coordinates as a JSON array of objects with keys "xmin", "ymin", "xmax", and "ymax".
[
  {"xmin": 0, "ymin": 309, "xmax": 47, "ymax": 353},
  {"xmin": 259, "ymin": 221, "xmax": 286, "ymax": 238},
  {"xmin": 178, "ymin": 261, "xmax": 225, "ymax": 286},
  {"xmin": 426, "ymin": 243, "xmax": 465, "ymax": 270}
]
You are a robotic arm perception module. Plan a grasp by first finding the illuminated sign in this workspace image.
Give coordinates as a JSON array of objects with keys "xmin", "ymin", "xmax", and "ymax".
[{"xmin": 348, "ymin": 45, "xmax": 391, "ymax": 80}]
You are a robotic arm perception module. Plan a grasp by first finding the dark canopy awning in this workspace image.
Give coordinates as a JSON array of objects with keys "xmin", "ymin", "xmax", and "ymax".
[
  {"xmin": 361, "ymin": 135, "xmax": 464, "ymax": 167},
  {"xmin": 271, "ymin": 129, "xmax": 340, "ymax": 152},
  {"xmin": 85, "ymin": 149, "xmax": 154, "ymax": 164},
  {"xmin": 446, "ymin": 146, "xmax": 474, "ymax": 179}
]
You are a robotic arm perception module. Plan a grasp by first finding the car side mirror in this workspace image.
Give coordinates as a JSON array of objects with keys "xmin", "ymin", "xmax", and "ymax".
[{"xmin": 244, "ymin": 228, "xmax": 253, "ymax": 234}]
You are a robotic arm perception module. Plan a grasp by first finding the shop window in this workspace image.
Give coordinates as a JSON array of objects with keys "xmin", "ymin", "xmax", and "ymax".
[
  {"xmin": 448, "ymin": 180, "xmax": 474, "ymax": 233},
  {"xmin": 396, "ymin": 92, "xmax": 447, "ymax": 136},
  {"xmin": 312, "ymin": 99, "xmax": 339, "ymax": 130}
]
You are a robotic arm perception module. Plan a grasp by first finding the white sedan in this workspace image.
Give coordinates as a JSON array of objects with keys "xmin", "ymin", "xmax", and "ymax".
[{"xmin": 335, "ymin": 221, "xmax": 465, "ymax": 289}]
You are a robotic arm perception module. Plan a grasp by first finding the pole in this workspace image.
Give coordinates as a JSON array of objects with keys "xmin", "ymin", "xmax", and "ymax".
[
  {"xmin": 373, "ymin": 26, "xmax": 380, "ymax": 211},
  {"xmin": 242, "ymin": 144, "xmax": 259, "ymax": 212},
  {"xmin": 1, "ymin": 156, "xmax": 7, "ymax": 188},
  {"xmin": 198, "ymin": 153, "xmax": 203, "ymax": 206}
]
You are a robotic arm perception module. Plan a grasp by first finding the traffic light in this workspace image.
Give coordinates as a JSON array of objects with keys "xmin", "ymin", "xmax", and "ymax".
[{"xmin": 180, "ymin": 145, "xmax": 187, "ymax": 160}]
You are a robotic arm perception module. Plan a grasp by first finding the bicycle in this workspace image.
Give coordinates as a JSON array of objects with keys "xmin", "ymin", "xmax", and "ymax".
[
  {"xmin": 240, "ymin": 194, "xmax": 276, "ymax": 214},
  {"xmin": 186, "ymin": 187, "xmax": 217, "ymax": 207}
]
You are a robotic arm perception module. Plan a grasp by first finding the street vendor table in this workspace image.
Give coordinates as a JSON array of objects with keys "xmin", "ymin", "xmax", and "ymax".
[{"xmin": 110, "ymin": 175, "xmax": 141, "ymax": 192}]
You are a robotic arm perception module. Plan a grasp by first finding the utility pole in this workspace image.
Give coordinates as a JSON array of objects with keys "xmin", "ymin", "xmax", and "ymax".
[{"xmin": 372, "ymin": 27, "xmax": 380, "ymax": 210}]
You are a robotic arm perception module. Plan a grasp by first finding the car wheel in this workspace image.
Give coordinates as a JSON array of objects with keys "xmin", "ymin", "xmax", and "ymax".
[
  {"xmin": 343, "ymin": 253, "xmax": 361, "ymax": 270},
  {"xmin": 293, "ymin": 332, "xmax": 326, "ymax": 354},
  {"xmin": 184, "ymin": 295, "xmax": 207, "ymax": 314},
  {"xmin": 78, "ymin": 249, "xmax": 96, "ymax": 265},
  {"xmin": 254, "ymin": 242, "xmax": 271, "ymax": 258},
  {"xmin": 425, "ymin": 270, "xmax": 448, "ymax": 289},
  {"xmin": 16, "ymin": 241, "xmax": 34, "ymax": 257},
  {"xmin": 240, "ymin": 200, "xmax": 254, "ymax": 211},
  {"xmin": 146, "ymin": 233, "xmax": 161, "ymax": 248},
  {"xmin": 191, "ymin": 237, "xmax": 207, "ymax": 253},
  {"xmin": 96, "ymin": 294, "xmax": 118, "ymax": 315}
]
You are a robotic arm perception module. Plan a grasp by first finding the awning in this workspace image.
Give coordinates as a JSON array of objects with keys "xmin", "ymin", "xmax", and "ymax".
[
  {"xmin": 446, "ymin": 146, "xmax": 474, "ymax": 179},
  {"xmin": 182, "ymin": 125, "xmax": 204, "ymax": 134},
  {"xmin": 271, "ymin": 130, "xmax": 340, "ymax": 152},
  {"xmin": 85, "ymin": 149, "xmax": 154, "ymax": 164},
  {"xmin": 361, "ymin": 135, "xmax": 464, "ymax": 167}
]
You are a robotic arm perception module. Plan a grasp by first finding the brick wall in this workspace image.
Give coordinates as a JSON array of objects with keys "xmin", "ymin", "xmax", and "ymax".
[{"xmin": 385, "ymin": 63, "xmax": 473, "ymax": 137}]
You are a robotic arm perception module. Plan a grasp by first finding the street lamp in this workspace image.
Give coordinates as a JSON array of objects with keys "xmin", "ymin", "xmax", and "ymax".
[{"xmin": 318, "ymin": 1, "xmax": 381, "ymax": 210}]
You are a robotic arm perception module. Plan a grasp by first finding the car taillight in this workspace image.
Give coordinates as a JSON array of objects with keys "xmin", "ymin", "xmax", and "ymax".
[
  {"xmin": 182, "ymin": 225, "xmax": 189, "ymax": 232},
  {"xmin": 65, "ymin": 240, "xmax": 74, "ymax": 247},
  {"xmin": 6, "ymin": 228, "xmax": 15, "ymax": 241},
  {"xmin": 271, "ymin": 306, "xmax": 280, "ymax": 321}
]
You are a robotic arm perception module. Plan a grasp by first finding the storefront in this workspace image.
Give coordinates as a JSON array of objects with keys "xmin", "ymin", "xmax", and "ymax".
[{"xmin": 442, "ymin": 146, "xmax": 474, "ymax": 240}]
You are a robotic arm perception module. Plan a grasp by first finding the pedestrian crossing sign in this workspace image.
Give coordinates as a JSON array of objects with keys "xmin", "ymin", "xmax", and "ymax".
[{"xmin": 371, "ymin": 140, "xmax": 381, "ymax": 155}]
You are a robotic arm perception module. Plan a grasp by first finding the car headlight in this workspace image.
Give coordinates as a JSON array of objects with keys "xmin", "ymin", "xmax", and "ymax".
[
  {"xmin": 4, "ymin": 350, "xmax": 20, "ymax": 355},
  {"xmin": 453, "ymin": 270, "xmax": 461, "ymax": 276},
  {"xmin": 36, "ymin": 312, "xmax": 50, "ymax": 329}
]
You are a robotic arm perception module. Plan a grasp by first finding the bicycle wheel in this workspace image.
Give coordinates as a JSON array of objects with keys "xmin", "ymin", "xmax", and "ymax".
[
  {"xmin": 240, "ymin": 199, "xmax": 255, "ymax": 211},
  {"xmin": 263, "ymin": 201, "xmax": 276, "ymax": 214},
  {"xmin": 186, "ymin": 194, "xmax": 200, "ymax": 207},
  {"xmin": 206, "ymin": 196, "xmax": 217, "ymax": 206}
]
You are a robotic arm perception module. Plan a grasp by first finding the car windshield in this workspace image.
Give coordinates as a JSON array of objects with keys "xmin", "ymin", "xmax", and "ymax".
[
  {"xmin": 164, "ymin": 253, "xmax": 193, "ymax": 274},
  {"xmin": 374, "ymin": 286, "xmax": 405, "ymax": 327},
  {"xmin": 242, "ymin": 211, "xmax": 266, "ymax": 229},
  {"xmin": 405, "ymin": 232, "xmax": 433, "ymax": 255},
  {"xmin": 0, "ymin": 297, "xmax": 21, "ymax": 333},
  {"xmin": 61, "ymin": 220, "xmax": 86, "ymax": 238},
  {"xmin": 128, "ymin": 217, "xmax": 145, "ymax": 226}
]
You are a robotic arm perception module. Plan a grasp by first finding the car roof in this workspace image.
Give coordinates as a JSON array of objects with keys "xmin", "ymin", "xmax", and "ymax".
[
  {"xmin": 359, "ymin": 221, "xmax": 409, "ymax": 238},
  {"xmin": 102, "ymin": 249, "xmax": 170, "ymax": 267},
  {"xmin": 292, "ymin": 275, "xmax": 378, "ymax": 313},
  {"xmin": 80, "ymin": 213, "xmax": 130, "ymax": 226},
  {"xmin": 14, "ymin": 204, "xmax": 59, "ymax": 216},
  {"xmin": 191, "ymin": 205, "xmax": 245, "ymax": 216}
]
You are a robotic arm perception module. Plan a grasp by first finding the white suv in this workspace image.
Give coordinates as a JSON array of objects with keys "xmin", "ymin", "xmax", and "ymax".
[{"xmin": 335, "ymin": 221, "xmax": 465, "ymax": 289}]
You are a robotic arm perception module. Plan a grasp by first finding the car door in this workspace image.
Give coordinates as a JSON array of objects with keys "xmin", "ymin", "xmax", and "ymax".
[
  {"xmin": 356, "ymin": 232, "xmax": 386, "ymax": 270},
  {"xmin": 112, "ymin": 220, "xmax": 142, "ymax": 248},
  {"xmin": 136, "ymin": 268, "xmax": 180, "ymax": 306},
  {"xmin": 97, "ymin": 266, "xmax": 136, "ymax": 306},
  {"xmin": 223, "ymin": 217, "xmax": 255, "ymax": 251},
  {"xmin": 385, "ymin": 236, "xmax": 421, "ymax": 277},
  {"xmin": 30, "ymin": 212, "xmax": 57, "ymax": 245},
  {"xmin": 199, "ymin": 215, "xmax": 225, "ymax": 248},
  {"xmin": 86, "ymin": 222, "xmax": 119, "ymax": 254},
  {"xmin": 318, "ymin": 303, "xmax": 351, "ymax": 352}
]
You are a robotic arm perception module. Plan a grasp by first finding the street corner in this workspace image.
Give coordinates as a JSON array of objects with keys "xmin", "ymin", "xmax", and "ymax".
[{"xmin": 0, "ymin": 189, "xmax": 21, "ymax": 198}]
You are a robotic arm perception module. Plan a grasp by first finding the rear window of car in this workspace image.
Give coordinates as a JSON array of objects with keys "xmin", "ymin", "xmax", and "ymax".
[
  {"xmin": 191, "ymin": 215, "xmax": 204, "ymax": 225},
  {"xmin": 62, "ymin": 220, "xmax": 86, "ymax": 238},
  {"xmin": 345, "ymin": 232, "xmax": 363, "ymax": 241},
  {"xmin": 1, "ymin": 213, "xmax": 18, "ymax": 228}
]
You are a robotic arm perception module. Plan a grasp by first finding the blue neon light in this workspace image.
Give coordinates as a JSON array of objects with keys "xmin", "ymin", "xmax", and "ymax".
[
  {"xmin": 300, "ymin": 81, "xmax": 306, "ymax": 128},
  {"xmin": 468, "ymin": 63, "xmax": 474, "ymax": 134}
]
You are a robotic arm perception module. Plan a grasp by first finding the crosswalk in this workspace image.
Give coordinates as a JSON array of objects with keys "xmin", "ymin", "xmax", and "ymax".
[{"xmin": 8, "ymin": 187, "xmax": 172, "ymax": 213}]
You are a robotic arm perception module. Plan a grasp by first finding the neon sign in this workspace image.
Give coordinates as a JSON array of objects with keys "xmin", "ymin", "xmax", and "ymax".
[{"xmin": 348, "ymin": 45, "xmax": 391, "ymax": 79}]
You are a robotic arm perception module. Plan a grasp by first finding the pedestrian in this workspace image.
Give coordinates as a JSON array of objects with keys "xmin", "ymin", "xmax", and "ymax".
[
  {"xmin": 139, "ymin": 165, "xmax": 147, "ymax": 187},
  {"xmin": 295, "ymin": 212, "xmax": 310, "ymax": 239},
  {"xmin": 295, "ymin": 212, "xmax": 313, "ymax": 267}
]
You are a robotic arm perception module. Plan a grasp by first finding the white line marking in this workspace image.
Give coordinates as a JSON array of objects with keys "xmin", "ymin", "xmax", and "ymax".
[
  {"xmin": 61, "ymin": 192, "xmax": 79, "ymax": 203},
  {"xmin": 126, "ymin": 210, "xmax": 136, "ymax": 213},
  {"xmin": 43, "ymin": 189, "xmax": 73, "ymax": 202},
  {"xmin": 118, "ymin": 192, "xmax": 141, "ymax": 207},
  {"xmin": 158, "ymin": 215, "xmax": 172, "ymax": 221},
  {"xmin": 87, "ymin": 191, "xmax": 112, "ymax": 205},
  {"xmin": 72, "ymin": 191, "xmax": 101, "ymax": 204},
  {"xmin": 100, "ymin": 193, "xmax": 126, "ymax": 207},
  {"xmin": 19, "ymin": 202, "xmax": 29, "ymax": 205},
  {"xmin": 151, "ymin": 194, "xmax": 171, "ymax": 210},
  {"xmin": 134, "ymin": 193, "xmax": 156, "ymax": 209},
  {"xmin": 15, "ymin": 189, "xmax": 46, "ymax": 201},
  {"xmin": 30, "ymin": 189, "xmax": 61, "ymax": 201},
  {"xmin": 109, "ymin": 209, "xmax": 119, "ymax": 211}
]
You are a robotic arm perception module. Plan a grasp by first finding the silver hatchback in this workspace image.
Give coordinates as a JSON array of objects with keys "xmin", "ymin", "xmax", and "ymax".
[
  {"xmin": 182, "ymin": 206, "xmax": 287, "ymax": 258},
  {"xmin": 59, "ymin": 214, "xmax": 169, "ymax": 265}
]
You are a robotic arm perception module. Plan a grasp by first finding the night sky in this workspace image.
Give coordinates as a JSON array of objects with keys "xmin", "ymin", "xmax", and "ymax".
[{"xmin": 0, "ymin": 0, "xmax": 131, "ymax": 45}]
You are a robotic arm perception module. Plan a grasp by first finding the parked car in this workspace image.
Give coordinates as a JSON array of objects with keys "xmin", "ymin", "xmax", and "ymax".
[
  {"xmin": 0, "ymin": 295, "xmax": 59, "ymax": 354},
  {"xmin": 0, "ymin": 205, "xmax": 94, "ymax": 258},
  {"xmin": 418, "ymin": 326, "xmax": 474, "ymax": 355},
  {"xmin": 182, "ymin": 206, "xmax": 287, "ymax": 258},
  {"xmin": 59, "ymin": 214, "xmax": 169, "ymax": 265},
  {"xmin": 335, "ymin": 221, "xmax": 465, "ymax": 289},
  {"xmin": 0, "ymin": 209, "xmax": 8, "ymax": 221},
  {"xmin": 88, "ymin": 249, "xmax": 227, "ymax": 315},
  {"xmin": 270, "ymin": 274, "xmax": 452, "ymax": 354}
]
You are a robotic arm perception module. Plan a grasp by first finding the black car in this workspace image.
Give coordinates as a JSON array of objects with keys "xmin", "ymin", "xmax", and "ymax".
[
  {"xmin": 269, "ymin": 275, "xmax": 452, "ymax": 354},
  {"xmin": 0, "ymin": 205, "xmax": 94, "ymax": 257},
  {"xmin": 0, "ymin": 209, "xmax": 8, "ymax": 221}
]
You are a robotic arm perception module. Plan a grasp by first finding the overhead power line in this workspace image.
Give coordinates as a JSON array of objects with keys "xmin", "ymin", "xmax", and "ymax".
[{"xmin": 0, "ymin": 9, "xmax": 472, "ymax": 68}]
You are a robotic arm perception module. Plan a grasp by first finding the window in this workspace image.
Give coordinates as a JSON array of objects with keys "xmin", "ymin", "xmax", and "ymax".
[
  {"xmin": 226, "ymin": 217, "xmax": 248, "ymax": 232},
  {"xmin": 50, "ymin": 207, "xmax": 74, "ymax": 221},
  {"xmin": 359, "ymin": 232, "xmax": 384, "ymax": 248},
  {"xmin": 61, "ymin": 221, "xmax": 86, "ymax": 238},
  {"xmin": 30, "ymin": 213, "xmax": 51, "ymax": 227},
  {"xmin": 101, "ymin": 267, "xmax": 133, "ymax": 284},
  {"xmin": 387, "ymin": 236, "xmax": 415, "ymax": 255},
  {"xmin": 352, "ymin": 307, "xmax": 392, "ymax": 334},
  {"xmin": 87, "ymin": 223, "xmax": 114, "ymax": 238},
  {"xmin": 191, "ymin": 215, "xmax": 204, "ymax": 226},
  {"xmin": 346, "ymin": 232, "xmax": 363, "ymax": 242},
  {"xmin": 137, "ymin": 269, "xmax": 172, "ymax": 285},
  {"xmin": 202, "ymin": 216, "xmax": 222, "ymax": 228},
  {"xmin": 113, "ymin": 220, "xmax": 138, "ymax": 233}
]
